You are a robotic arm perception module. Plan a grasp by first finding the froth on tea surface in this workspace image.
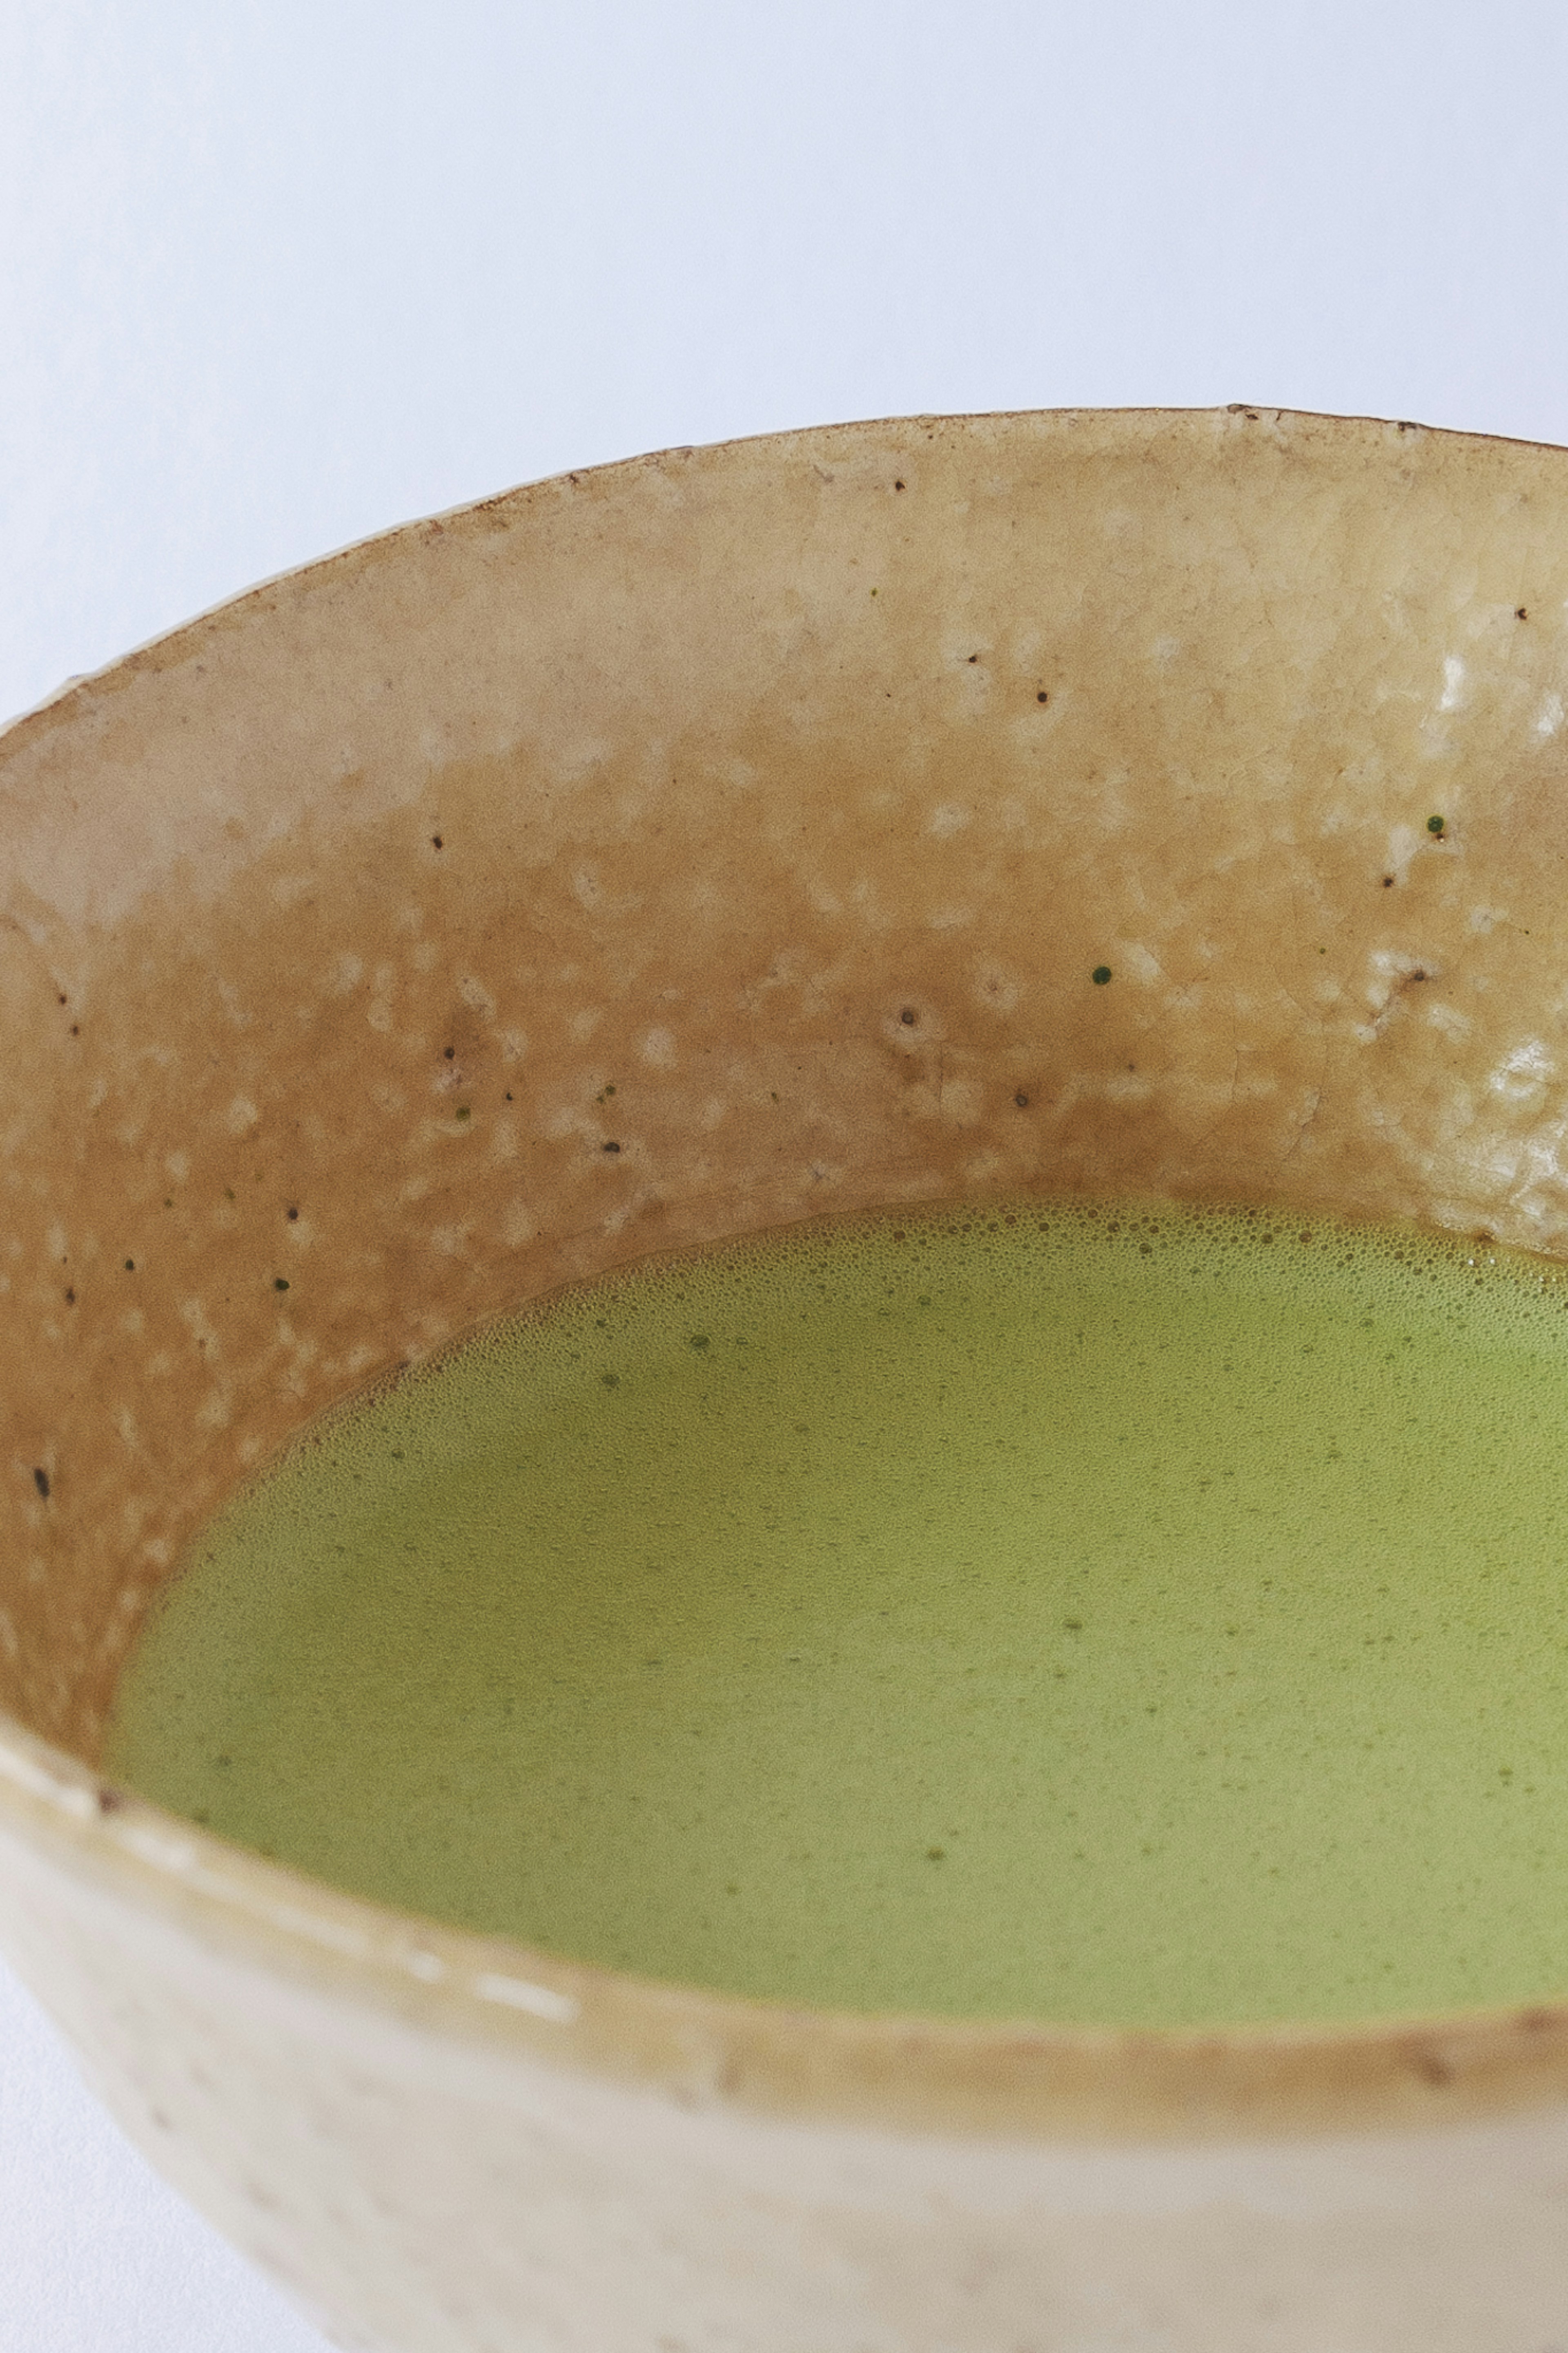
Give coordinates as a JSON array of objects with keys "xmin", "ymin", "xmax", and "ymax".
[{"xmin": 104, "ymin": 1200, "xmax": 1568, "ymax": 2030}]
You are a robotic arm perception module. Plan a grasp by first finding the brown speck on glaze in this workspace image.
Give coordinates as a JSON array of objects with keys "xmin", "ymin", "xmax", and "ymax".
[{"xmin": 31, "ymin": 1468, "xmax": 49, "ymax": 1499}]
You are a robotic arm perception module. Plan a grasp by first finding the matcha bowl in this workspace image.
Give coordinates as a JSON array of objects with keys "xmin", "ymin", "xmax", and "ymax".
[{"xmin": 4, "ymin": 409, "xmax": 1568, "ymax": 2351}]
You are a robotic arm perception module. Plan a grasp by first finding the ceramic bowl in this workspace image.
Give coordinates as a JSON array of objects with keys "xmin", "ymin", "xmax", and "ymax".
[{"xmin": 3, "ymin": 409, "xmax": 1568, "ymax": 2352}]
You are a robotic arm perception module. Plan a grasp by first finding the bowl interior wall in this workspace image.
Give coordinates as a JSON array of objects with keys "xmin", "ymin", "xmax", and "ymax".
[{"xmin": 4, "ymin": 409, "xmax": 1568, "ymax": 1759}]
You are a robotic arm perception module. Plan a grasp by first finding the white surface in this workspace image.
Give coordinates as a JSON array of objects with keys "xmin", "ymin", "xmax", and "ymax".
[
  {"xmin": 3, "ymin": 0, "xmax": 1568, "ymax": 2343},
  {"xmin": 0, "ymin": 1959, "xmax": 329, "ymax": 2352}
]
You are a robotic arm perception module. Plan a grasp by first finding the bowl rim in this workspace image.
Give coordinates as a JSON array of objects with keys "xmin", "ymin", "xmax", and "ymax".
[
  {"xmin": 9, "ymin": 1697, "xmax": 1568, "ymax": 2148},
  {"xmin": 7, "ymin": 404, "xmax": 1568, "ymax": 2149}
]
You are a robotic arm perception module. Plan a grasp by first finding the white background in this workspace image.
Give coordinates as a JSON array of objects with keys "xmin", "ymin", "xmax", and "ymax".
[{"xmin": 2, "ymin": 2, "xmax": 1567, "ymax": 2344}]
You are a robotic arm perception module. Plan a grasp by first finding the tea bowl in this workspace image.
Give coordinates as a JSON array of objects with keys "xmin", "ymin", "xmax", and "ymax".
[{"xmin": 3, "ymin": 408, "xmax": 1568, "ymax": 2350}]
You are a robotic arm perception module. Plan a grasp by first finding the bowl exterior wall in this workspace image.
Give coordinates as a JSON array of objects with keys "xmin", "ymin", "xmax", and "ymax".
[{"xmin": 4, "ymin": 1800, "xmax": 1568, "ymax": 2353}]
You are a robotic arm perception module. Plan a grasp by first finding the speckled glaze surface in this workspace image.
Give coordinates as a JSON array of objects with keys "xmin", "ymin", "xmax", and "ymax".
[{"xmin": 5, "ymin": 408, "xmax": 1568, "ymax": 2348}]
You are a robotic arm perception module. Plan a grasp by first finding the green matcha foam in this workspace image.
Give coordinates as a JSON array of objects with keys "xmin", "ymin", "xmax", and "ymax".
[{"xmin": 105, "ymin": 1200, "xmax": 1568, "ymax": 2028}]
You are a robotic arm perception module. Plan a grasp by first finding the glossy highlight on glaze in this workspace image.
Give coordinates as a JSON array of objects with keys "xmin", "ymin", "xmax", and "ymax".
[{"xmin": 105, "ymin": 1200, "xmax": 1568, "ymax": 2028}]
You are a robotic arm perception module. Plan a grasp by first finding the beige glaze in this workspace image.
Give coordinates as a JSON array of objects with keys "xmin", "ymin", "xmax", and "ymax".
[{"xmin": 4, "ymin": 408, "xmax": 1568, "ymax": 2346}]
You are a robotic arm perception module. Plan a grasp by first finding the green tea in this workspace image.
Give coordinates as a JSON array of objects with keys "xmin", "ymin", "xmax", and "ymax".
[{"xmin": 104, "ymin": 1202, "xmax": 1568, "ymax": 2028}]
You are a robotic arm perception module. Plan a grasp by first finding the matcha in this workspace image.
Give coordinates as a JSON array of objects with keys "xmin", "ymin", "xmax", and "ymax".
[{"xmin": 104, "ymin": 1202, "xmax": 1568, "ymax": 2028}]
